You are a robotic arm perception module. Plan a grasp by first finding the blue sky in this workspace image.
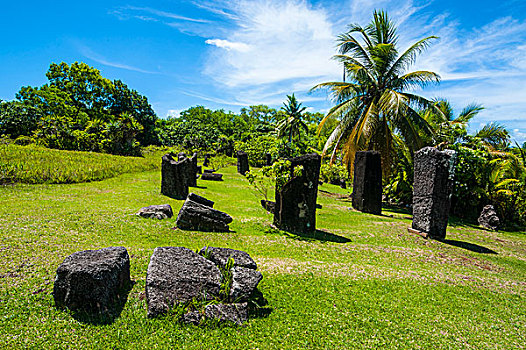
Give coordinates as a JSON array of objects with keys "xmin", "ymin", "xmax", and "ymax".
[{"xmin": 1, "ymin": 0, "xmax": 525, "ymax": 143}]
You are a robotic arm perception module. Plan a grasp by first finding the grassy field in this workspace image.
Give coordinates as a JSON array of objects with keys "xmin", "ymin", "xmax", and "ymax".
[
  {"xmin": 0, "ymin": 164, "xmax": 524, "ymax": 349},
  {"xmin": 0, "ymin": 144, "xmax": 168, "ymax": 184}
]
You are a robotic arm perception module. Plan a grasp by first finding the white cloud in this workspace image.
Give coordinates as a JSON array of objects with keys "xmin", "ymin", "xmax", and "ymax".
[
  {"xmin": 205, "ymin": 39, "xmax": 250, "ymax": 52},
  {"xmin": 77, "ymin": 45, "xmax": 158, "ymax": 74}
]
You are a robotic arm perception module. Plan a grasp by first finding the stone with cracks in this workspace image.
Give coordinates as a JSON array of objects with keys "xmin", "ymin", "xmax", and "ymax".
[
  {"xmin": 53, "ymin": 247, "xmax": 130, "ymax": 315},
  {"xmin": 145, "ymin": 247, "xmax": 222, "ymax": 318},
  {"xmin": 201, "ymin": 173, "xmax": 223, "ymax": 181},
  {"xmin": 230, "ymin": 266, "xmax": 263, "ymax": 301},
  {"xmin": 181, "ymin": 303, "xmax": 249, "ymax": 326},
  {"xmin": 161, "ymin": 154, "xmax": 191, "ymax": 199},
  {"xmin": 274, "ymin": 153, "xmax": 321, "ymax": 233},
  {"xmin": 198, "ymin": 247, "xmax": 257, "ymax": 269},
  {"xmin": 237, "ymin": 151, "xmax": 249, "ymax": 175},
  {"xmin": 176, "ymin": 198, "xmax": 233, "ymax": 232},
  {"xmin": 352, "ymin": 151, "xmax": 382, "ymax": 214},
  {"xmin": 412, "ymin": 147, "xmax": 456, "ymax": 240},
  {"xmin": 478, "ymin": 205, "xmax": 500, "ymax": 231},
  {"xmin": 136, "ymin": 204, "xmax": 173, "ymax": 219}
]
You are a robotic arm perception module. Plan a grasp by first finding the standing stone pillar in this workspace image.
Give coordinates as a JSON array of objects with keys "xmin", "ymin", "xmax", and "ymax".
[
  {"xmin": 412, "ymin": 147, "xmax": 456, "ymax": 240},
  {"xmin": 188, "ymin": 153, "xmax": 198, "ymax": 187},
  {"xmin": 237, "ymin": 151, "xmax": 249, "ymax": 175},
  {"xmin": 265, "ymin": 153, "xmax": 272, "ymax": 166},
  {"xmin": 352, "ymin": 151, "xmax": 382, "ymax": 214},
  {"xmin": 203, "ymin": 154, "xmax": 211, "ymax": 167},
  {"xmin": 161, "ymin": 154, "xmax": 191, "ymax": 199},
  {"xmin": 274, "ymin": 153, "xmax": 321, "ymax": 233}
]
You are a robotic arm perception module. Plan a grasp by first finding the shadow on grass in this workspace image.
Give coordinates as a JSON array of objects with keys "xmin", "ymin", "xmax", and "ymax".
[
  {"xmin": 266, "ymin": 227, "xmax": 351, "ymax": 243},
  {"xmin": 68, "ymin": 280, "xmax": 135, "ymax": 325},
  {"xmin": 248, "ymin": 289, "xmax": 273, "ymax": 319},
  {"xmin": 440, "ymin": 239, "xmax": 498, "ymax": 254}
]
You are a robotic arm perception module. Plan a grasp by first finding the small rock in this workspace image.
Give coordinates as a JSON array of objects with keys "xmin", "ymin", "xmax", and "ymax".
[
  {"xmin": 199, "ymin": 247, "xmax": 257, "ymax": 269},
  {"xmin": 230, "ymin": 266, "xmax": 263, "ymax": 301},
  {"xmin": 478, "ymin": 205, "xmax": 500, "ymax": 231},
  {"xmin": 136, "ymin": 204, "xmax": 173, "ymax": 219}
]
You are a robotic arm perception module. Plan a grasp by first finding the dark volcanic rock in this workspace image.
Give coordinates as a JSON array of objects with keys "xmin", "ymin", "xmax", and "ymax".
[
  {"xmin": 265, "ymin": 153, "xmax": 272, "ymax": 166},
  {"xmin": 181, "ymin": 303, "xmax": 249, "ymax": 326},
  {"xmin": 197, "ymin": 165, "xmax": 202, "ymax": 174},
  {"xmin": 188, "ymin": 153, "xmax": 198, "ymax": 187},
  {"xmin": 53, "ymin": 247, "xmax": 130, "ymax": 315},
  {"xmin": 198, "ymin": 247, "xmax": 257, "ymax": 269},
  {"xmin": 136, "ymin": 204, "xmax": 173, "ymax": 219},
  {"xmin": 230, "ymin": 266, "xmax": 262, "ymax": 301},
  {"xmin": 478, "ymin": 205, "xmax": 500, "ymax": 231},
  {"xmin": 260, "ymin": 200, "xmax": 275, "ymax": 214},
  {"xmin": 161, "ymin": 154, "xmax": 191, "ymax": 199},
  {"xmin": 201, "ymin": 172, "xmax": 223, "ymax": 181},
  {"xmin": 412, "ymin": 147, "xmax": 456, "ymax": 240},
  {"xmin": 188, "ymin": 193, "xmax": 214, "ymax": 208},
  {"xmin": 145, "ymin": 247, "xmax": 222, "ymax": 318},
  {"xmin": 203, "ymin": 169, "xmax": 215, "ymax": 173},
  {"xmin": 203, "ymin": 154, "xmax": 211, "ymax": 167},
  {"xmin": 237, "ymin": 151, "xmax": 249, "ymax": 175},
  {"xmin": 274, "ymin": 153, "xmax": 321, "ymax": 233},
  {"xmin": 176, "ymin": 199, "xmax": 233, "ymax": 232},
  {"xmin": 352, "ymin": 151, "xmax": 382, "ymax": 214}
]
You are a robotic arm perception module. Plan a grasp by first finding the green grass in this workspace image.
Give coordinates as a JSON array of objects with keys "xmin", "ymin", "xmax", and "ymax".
[
  {"xmin": 0, "ymin": 164, "xmax": 524, "ymax": 349},
  {"xmin": 0, "ymin": 144, "xmax": 168, "ymax": 184}
]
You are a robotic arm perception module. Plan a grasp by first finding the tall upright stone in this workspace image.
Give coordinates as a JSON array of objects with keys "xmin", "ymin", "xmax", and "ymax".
[
  {"xmin": 161, "ymin": 154, "xmax": 191, "ymax": 199},
  {"xmin": 274, "ymin": 153, "xmax": 321, "ymax": 233},
  {"xmin": 188, "ymin": 153, "xmax": 198, "ymax": 187},
  {"xmin": 352, "ymin": 151, "xmax": 382, "ymax": 214},
  {"xmin": 265, "ymin": 153, "xmax": 272, "ymax": 166},
  {"xmin": 237, "ymin": 151, "xmax": 249, "ymax": 175},
  {"xmin": 412, "ymin": 147, "xmax": 456, "ymax": 240},
  {"xmin": 203, "ymin": 154, "xmax": 211, "ymax": 167}
]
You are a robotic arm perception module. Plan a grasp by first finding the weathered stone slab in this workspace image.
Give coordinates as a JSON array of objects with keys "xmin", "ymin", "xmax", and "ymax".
[
  {"xmin": 230, "ymin": 267, "xmax": 262, "ymax": 301},
  {"xmin": 188, "ymin": 153, "xmax": 198, "ymax": 187},
  {"xmin": 136, "ymin": 204, "xmax": 173, "ymax": 219},
  {"xmin": 352, "ymin": 151, "xmax": 382, "ymax": 214},
  {"xmin": 176, "ymin": 199, "xmax": 233, "ymax": 232},
  {"xmin": 237, "ymin": 151, "xmax": 249, "ymax": 175},
  {"xmin": 181, "ymin": 303, "xmax": 249, "ymax": 326},
  {"xmin": 198, "ymin": 247, "xmax": 257, "ymax": 269},
  {"xmin": 53, "ymin": 247, "xmax": 130, "ymax": 315},
  {"xmin": 274, "ymin": 153, "xmax": 321, "ymax": 233},
  {"xmin": 412, "ymin": 147, "xmax": 456, "ymax": 240},
  {"xmin": 188, "ymin": 193, "xmax": 214, "ymax": 208},
  {"xmin": 201, "ymin": 173, "xmax": 223, "ymax": 181},
  {"xmin": 203, "ymin": 154, "xmax": 211, "ymax": 167},
  {"xmin": 145, "ymin": 247, "xmax": 222, "ymax": 318},
  {"xmin": 161, "ymin": 154, "xmax": 191, "ymax": 199},
  {"xmin": 478, "ymin": 205, "xmax": 500, "ymax": 231}
]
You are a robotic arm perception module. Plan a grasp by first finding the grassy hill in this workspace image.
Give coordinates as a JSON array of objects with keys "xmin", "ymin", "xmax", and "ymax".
[{"xmin": 0, "ymin": 164, "xmax": 524, "ymax": 349}]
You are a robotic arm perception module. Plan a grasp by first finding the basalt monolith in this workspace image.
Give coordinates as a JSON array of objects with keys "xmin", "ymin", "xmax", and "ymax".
[
  {"xmin": 161, "ymin": 154, "xmax": 191, "ymax": 199},
  {"xmin": 237, "ymin": 151, "xmax": 249, "ymax": 175},
  {"xmin": 412, "ymin": 147, "xmax": 456, "ymax": 240},
  {"xmin": 274, "ymin": 153, "xmax": 321, "ymax": 233},
  {"xmin": 352, "ymin": 151, "xmax": 382, "ymax": 214}
]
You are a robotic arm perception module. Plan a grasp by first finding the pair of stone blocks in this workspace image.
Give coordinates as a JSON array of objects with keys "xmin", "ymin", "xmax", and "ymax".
[{"xmin": 53, "ymin": 246, "xmax": 262, "ymax": 325}]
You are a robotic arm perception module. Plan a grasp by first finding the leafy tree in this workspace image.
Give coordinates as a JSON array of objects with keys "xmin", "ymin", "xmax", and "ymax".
[
  {"xmin": 474, "ymin": 123, "xmax": 510, "ymax": 151},
  {"xmin": 0, "ymin": 100, "xmax": 41, "ymax": 138},
  {"xmin": 276, "ymin": 94, "xmax": 308, "ymax": 143},
  {"xmin": 313, "ymin": 10, "xmax": 439, "ymax": 173}
]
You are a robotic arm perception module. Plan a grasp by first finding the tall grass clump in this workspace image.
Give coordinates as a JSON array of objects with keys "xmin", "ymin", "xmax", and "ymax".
[{"xmin": 0, "ymin": 144, "xmax": 168, "ymax": 184}]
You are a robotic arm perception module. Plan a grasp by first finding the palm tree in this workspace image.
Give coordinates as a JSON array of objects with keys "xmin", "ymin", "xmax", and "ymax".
[
  {"xmin": 276, "ymin": 94, "xmax": 308, "ymax": 143},
  {"xmin": 313, "ymin": 10, "xmax": 440, "ymax": 172},
  {"xmin": 422, "ymin": 100, "xmax": 483, "ymax": 146}
]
